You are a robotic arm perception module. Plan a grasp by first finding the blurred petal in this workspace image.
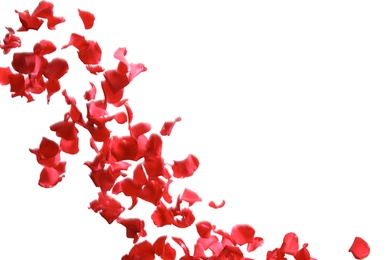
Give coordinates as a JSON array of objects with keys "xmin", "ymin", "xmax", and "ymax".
[{"xmin": 349, "ymin": 237, "xmax": 370, "ymax": 259}]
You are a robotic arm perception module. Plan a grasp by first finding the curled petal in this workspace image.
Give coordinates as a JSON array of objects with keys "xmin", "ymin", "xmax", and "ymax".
[
  {"xmin": 160, "ymin": 117, "xmax": 181, "ymax": 136},
  {"xmin": 208, "ymin": 200, "xmax": 225, "ymax": 209},
  {"xmin": 15, "ymin": 10, "xmax": 43, "ymax": 31}
]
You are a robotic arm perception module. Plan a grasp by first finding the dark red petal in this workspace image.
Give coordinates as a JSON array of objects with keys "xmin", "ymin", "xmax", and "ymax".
[
  {"xmin": 349, "ymin": 237, "xmax": 370, "ymax": 259},
  {"xmin": 33, "ymin": 40, "xmax": 57, "ymax": 56},
  {"xmin": 172, "ymin": 154, "xmax": 199, "ymax": 178},
  {"xmin": 0, "ymin": 67, "xmax": 12, "ymax": 85},
  {"xmin": 281, "ymin": 232, "xmax": 299, "ymax": 256},
  {"xmin": 9, "ymin": 73, "xmax": 34, "ymax": 102},
  {"xmin": 78, "ymin": 9, "xmax": 95, "ymax": 29},
  {"xmin": 131, "ymin": 122, "xmax": 151, "ymax": 138},
  {"xmin": 32, "ymin": 1, "xmax": 54, "ymax": 18},
  {"xmin": 43, "ymin": 58, "xmax": 69, "ymax": 80},
  {"xmin": 116, "ymin": 218, "xmax": 146, "ymax": 243},
  {"xmin": 160, "ymin": 117, "xmax": 181, "ymax": 136},
  {"xmin": 231, "ymin": 224, "xmax": 255, "ymax": 246},
  {"xmin": 208, "ymin": 200, "xmax": 225, "ymax": 209},
  {"xmin": 12, "ymin": 52, "xmax": 36, "ymax": 74},
  {"xmin": 181, "ymin": 188, "xmax": 202, "ymax": 206},
  {"xmin": 15, "ymin": 10, "xmax": 43, "ymax": 31}
]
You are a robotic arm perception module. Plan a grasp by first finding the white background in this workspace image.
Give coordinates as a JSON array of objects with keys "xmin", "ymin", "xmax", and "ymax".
[{"xmin": 1, "ymin": 1, "xmax": 389, "ymax": 259}]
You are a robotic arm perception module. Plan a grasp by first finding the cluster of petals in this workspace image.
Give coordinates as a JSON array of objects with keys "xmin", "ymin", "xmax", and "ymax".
[{"xmin": 1, "ymin": 2, "xmax": 372, "ymax": 260}]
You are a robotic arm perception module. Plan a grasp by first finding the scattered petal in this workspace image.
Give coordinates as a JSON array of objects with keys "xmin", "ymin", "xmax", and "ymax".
[
  {"xmin": 208, "ymin": 200, "xmax": 225, "ymax": 209},
  {"xmin": 349, "ymin": 237, "xmax": 370, "ymax": 259},
  {"xmin": 78, "ymin": 9, "xmax": 95, "ymax": 29}
]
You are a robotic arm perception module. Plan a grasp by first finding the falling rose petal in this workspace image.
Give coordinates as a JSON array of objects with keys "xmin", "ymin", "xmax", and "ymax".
[
  {"xmin": 349, "ymin": 237, "xmax": 370, "ymax": 259},
  {"xmin": 103, "ymin": 69, "xmax": 130, "ymax": 93},
  {"xmin": 89, "ymin": 192, "xmax": 125, "ymax": 224},
  {"xmin": 208, "ymin": 200, "xmax": 225, "ymax": 209},
  {"xmin": 1, "ymin": 27, "xmax": 21, "ymax": 54},
  {"xmin": 151, "ymin": 202, "xmax": 175, "ymax": 227},
  {"xmin": 84, "ymin": 82, "xmax": 97, "ymax": 101},
  {"xmin": 12, "ymin": 52, "xmax": 36, "ymax": 74},
  {"xmin": 38, "ymin": 165, "xmax": 64, "ymax": 188},
  {"xmin": 114, "ymin": 112, "xmax": 127, "ymax": 124},
  {"xmin": 60, "ymin": 138, "xmax": 79, "ymax": 154},
  {"xmin": 46, "ymin": 15, "xmax": 65, "ymax": 30},
  {"xmin": 62, "ymin": 33, "xmax": 88, "ymax": 50},
  {"xmin": 281, "ymin": 232, "xmax": 299, "ymax": 256},
  {"xmin": 153, "ymin": 236, "xmax": 176, "ymax": 260},
  {"xmin": 0, "ymin": 67, "xmax": 12, "ymax": 85},
  {"xmin": 78, "ymin": 41, "xmax": 101, "ymax": 65},
  {"xmin": 33, "ymin": 40, "xmax": 56, "ymax": 56},
  {"xmin": 29, "ymin": 137, "xmax": 61, "ymax": 167},
  {"xmin": 131, "ymin": 122, "xmax": 152, "ymax": 138},
  {"xmin": 78, "ymin": 9, "xmax": 95, "ymax": 30},
  {"xmin": 172, "ymin": 154, "xmax": 199, "ymax": 178},
  {"xmin": 218, "ymin": 245, "xmax": 244, "ymax": 259},
  {"xmin": 45, "ymin": 78, "xmax": 61, "ymax": 103},
  {"xmin": 113, "ymin": 47, "xmax": 130, "ymax": 68},
  {"xmin": 181, "ymin": 188, "xmax": 202, "ymax": 206},
  {"xmin": 9, "ymin": 73, "xmax": 34, "ymax": 102},
  {"xmin": 231, "ymin": 224, "xmax": 255, "ymax": 246},
  {"xmin": 247, "ymin": 237, "xmax": 264, "ymax": 252},
  {"xmin": 196, "ymin": 221, "xmax": 215, "ymax": 238},
  {"xmin": 15, "ymin": 10, "xmax": 44, "ymax": 31},
  {"xmin": 43, "ymin": 58, "xmax": 69, "ymax": 80},
  {"xmin": 128, "ymin": 63, "xmax": 147, "ymax": 81},
  {"xmin": 294, "ymin": 243, "xmax": 312, "ymax": 260},
  {"xmin": 116, "ymin": 218, "xmax": 147, "ymax": 243},
  {"xmin": 172, "ymin": 237, "xmax": 190, "ymax": 256},
  {"xmin": 31, "ymin": 1, "xmax": 54, "ymax": 18},
  {"xmin": 123, "ymin": 240, "xmax": 154, "ymax": 260},
  {"xmin": 86, "ymin": 64, "xmax": 104, "ymax": 75},
  {"xmin": 160, "ymin": 117, "xmax": 182, "ymax": 136},
  {"xmin": 101, "ymin": 80, "xmax": 124, "ymax": 104}
]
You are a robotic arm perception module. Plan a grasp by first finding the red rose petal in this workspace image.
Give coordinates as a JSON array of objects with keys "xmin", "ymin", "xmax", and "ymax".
[
  {"xmin": 349, "ymin": 237, "xmax": 370, "ymax": 259},
  {"xmin": 78, "ymin": 9, "xmax": 95, "ymax": 30},
  {"xmin": 281, "ymin": 232, "xmax": 299, "ymax": 256},
  {"xmin": 172, "ymin": 154, "xmax": 199, "ymax": 178},
  {"xmin": 1, "ymin": 27, "xmax": 21, "ymax": 54},
  {"xmin": 160, "ymin": 117, "xmax": 181, "ymax": 136},
  {"xmin": 33, "ymin": 39, "xmax": 57, "ymax": 56},
  {"xmin": 43, "ymin": 58, "xmax": 68, "ymax": 80},
  {"xmin": 196, "ymin": 221, "xmax": 215, "ymax": 238},
  {"xmin": 31, "ymin": 1, "xmax": 54, "ymax": 18},
  {"xmin": 116, "ymin": 217, "xmax": 146, "ymax": 243},
  {"xmin": 89, "ymin": 192, "xmax": 125, "ymax": 224},
  {"xmin": 0, "ymin": 67, "xmax": 12, "ymax": 85},
  {"xmin": 15, "ymin": 10, "xmax": 44, "ymax": 31},
  {"xmin": 230, "ymin": 224, "xmax": 255, "ymax": 246},
  {"xmin": 12, "ymin": 52, "xmax": 37, "ymax": 74},
  {"xmin": 181, "ymin": 188, "xmax": 202, "ymax": 206},
  {"xmin": 208, "ymin": 200, "xmax": 225, "ymax": 209}
]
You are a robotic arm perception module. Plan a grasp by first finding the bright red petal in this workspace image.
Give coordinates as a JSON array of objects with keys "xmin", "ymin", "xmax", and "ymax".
[
  {"xmin": 281, "ymin": 232, "xmax": 299, "ymax": 255},
  {"xmin": 208, "ymin": 200, "xmax": 225, "ymax": 209},
  {"xmin": 78, "ymin": 9, "xmax": 95, "ymax": 29},
  {"xmin": 231, "ymin": 224, "xmax": 255, "ymax": 246},
  {"xmin": 349, "ymin": 237, "xmax": 370, "ymax": 259},
  {"xmin": 181, "ymin": 188, "xmax": 202, "ymax": 206},
  {"xmin": 172, "ymin": 154, "xmax": 199, "ymax": 178}
]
